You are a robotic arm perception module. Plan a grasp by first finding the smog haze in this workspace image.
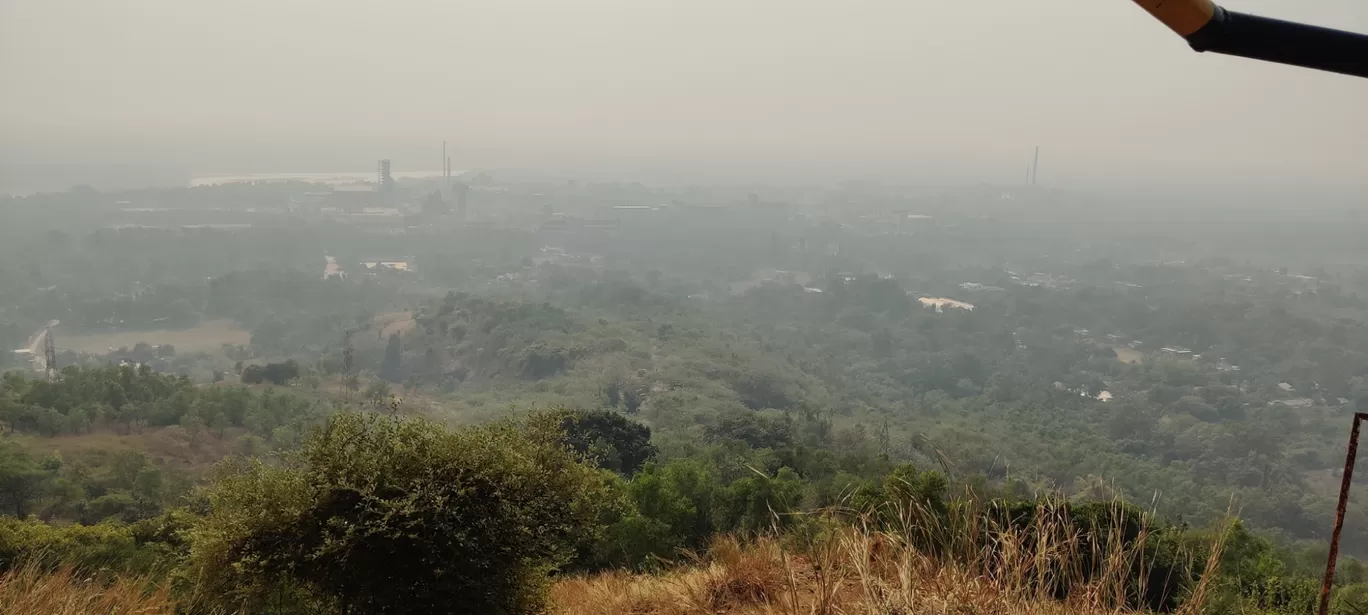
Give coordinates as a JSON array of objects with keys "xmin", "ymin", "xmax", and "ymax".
[{"xmin": 2, "ymin": 0, "xmax": 1366, "ymax": 187}]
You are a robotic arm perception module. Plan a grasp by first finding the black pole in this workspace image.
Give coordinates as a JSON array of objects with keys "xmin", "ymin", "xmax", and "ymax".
[
  {"xmin": 1131, "ymin": 1, "xmax": 1368, "ymax": 79},
  {"xmin": 1187, "ymin": 7, "xmax": 1368, "ymax": 79},
  {"xmin": 1321, "ymin": 413, "xmax": 1368, "ymax": 615}
]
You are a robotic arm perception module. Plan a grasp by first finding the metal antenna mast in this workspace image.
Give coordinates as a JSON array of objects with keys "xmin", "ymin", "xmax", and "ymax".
[
  {"xmin": 42, "ymin": 327, "xmax": 57, "ymax": 381},
  {"xmin": 342, "ymin": 330, "xmax": 357, "ymax": 400}
]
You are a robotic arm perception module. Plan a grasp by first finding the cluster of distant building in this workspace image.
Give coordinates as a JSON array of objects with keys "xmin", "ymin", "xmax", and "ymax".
[
  {"xmin": 1007, "ymin": 271, "xmax": 1077, "ymax": 289},
  {"xmin": 917, "ymin": 297, "xmax": 975, "ymax": 312},
  {"xmin": 322, "ymin": 255, "xmax": 415, "ymax": 280}
]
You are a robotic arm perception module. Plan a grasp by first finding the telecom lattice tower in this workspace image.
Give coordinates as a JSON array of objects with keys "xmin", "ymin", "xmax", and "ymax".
[
  {"xmin": 342, "ymin": 330, "xmax": 357, "ymax": 400},
  {"xmin": 42, "ymin": 327, "xmax": 57, "ymax": 381}
]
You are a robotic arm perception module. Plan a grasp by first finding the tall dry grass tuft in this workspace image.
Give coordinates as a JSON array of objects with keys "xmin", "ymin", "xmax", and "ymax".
[
  {"xmin": 672, "ymin": 537, "xmax": 789, "ymax": 612},
  {"xmin": 0, "ymin": 562, "xmax": 175, "ymax": 615},
  {"xmin": 552, "ymin": 498, "xmax": 1231, "ymax": 615},
  {"xmin": 550, "ymin": 537, "xmax": 791, "ymax": 615}
]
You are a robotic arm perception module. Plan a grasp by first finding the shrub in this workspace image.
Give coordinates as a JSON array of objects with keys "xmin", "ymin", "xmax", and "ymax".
[
  {"xmin": 240, "ymin": 360, "xmax": 299, "ymax": 386},
  {"xmin": 0, "ymin": 517, "xmax": 166, "ymax": 575},
  {"xmin": 185, "ymin": 411, "xmax": 610, "ymax": 614}
]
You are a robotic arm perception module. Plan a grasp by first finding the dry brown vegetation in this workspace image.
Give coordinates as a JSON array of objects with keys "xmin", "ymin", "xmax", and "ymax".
[
  {"xmin": 0, "ymin": 564, "xmax": 174, "ymax": 615},
  {"xmin": 552, "ymin": 504, "xmax": 1228, "ymax": 615},
  {"xmin": 0, "ymin": 500, "xmax": 1231, "ymax": 615},
  {"xmin": 10, "ymin": 425, "xmax": 254, "ymax": 471},
  {"xmin": 372, "ymin": 311, "xmax": 417, "ymax": 337},
  {"xmin": 61, "ymin": 320, "xmax": 251, "ymax": 355},
  {"xmin": 1112, "ymin": 347, "xmax": 1145, "ymax": 365}
]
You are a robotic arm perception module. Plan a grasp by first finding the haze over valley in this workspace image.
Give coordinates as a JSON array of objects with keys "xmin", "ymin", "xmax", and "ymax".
[{"xmin": 2, "ymin": 1, "xmax": 1368, "ymax": 614}]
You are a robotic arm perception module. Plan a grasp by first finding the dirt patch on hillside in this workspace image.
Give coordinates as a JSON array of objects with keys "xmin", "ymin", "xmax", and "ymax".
[
  {"xmin": 374, "ymin": 312, "xmax": 417, "ymax": 337},
  {"xmin": 1113, "ymin": 347, "xmax": 1144, "ymax": 365},
  {"xmin": 12, "ymin": 426, "xmax": 250, "ymax": 471}
]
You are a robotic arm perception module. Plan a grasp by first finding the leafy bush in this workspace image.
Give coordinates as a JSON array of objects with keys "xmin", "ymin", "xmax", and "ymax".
[
  {"xmin": 185, "ymin": 411, "xmax": 610, "ymax": 614},
  {"xmin": 0, "ymin": 517, "xmax": 167, "ymax": 574}
]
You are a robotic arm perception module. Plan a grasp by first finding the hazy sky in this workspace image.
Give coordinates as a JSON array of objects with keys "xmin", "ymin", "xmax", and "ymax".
[{"xmin": 2, "ymin": 0, "xmax": 1365, "ymax": 185}]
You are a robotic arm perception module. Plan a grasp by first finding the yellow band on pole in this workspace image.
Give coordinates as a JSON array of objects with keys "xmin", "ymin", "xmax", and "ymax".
[{"xmin": 1132, "ymin": 0, "xmax": 1218, "ymax": 37}]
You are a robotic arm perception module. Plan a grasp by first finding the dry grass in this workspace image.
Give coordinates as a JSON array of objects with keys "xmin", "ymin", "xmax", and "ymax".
[
  {"xmin": 552, "ymin": 501, "xmax": 1229, "ymax": 615},
  {"xmin": 0, "ymin": 563, "xmax": 174, "ymax": 615},
  {"xmin": 61, "ymin": 320, "xmax": 251, "ymax": 355},
  {"xmin": 0, "ymin": 499, "xmax": 1229, "ymax": 615},
  {"xmin": 373, "ymin": 311, "xmax": 417, "ymax": 338},
  {"xmin": 12, "ymin": 425, "xmax": 254, "ymax": 472}
]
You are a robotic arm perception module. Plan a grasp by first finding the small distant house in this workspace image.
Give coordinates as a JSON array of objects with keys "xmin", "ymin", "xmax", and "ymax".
[
  {"xmin": 918, "ymin": 297, "xmax": 975, "ymax": 312},
  {"xmin": 360, "ymin": 258, "xmax": 414, "ymax": 273}
]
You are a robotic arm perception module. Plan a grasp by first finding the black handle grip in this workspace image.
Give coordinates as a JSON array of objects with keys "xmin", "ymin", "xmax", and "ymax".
[{"xmin": 1185, "ymin": 7, "xmax": 1368, "ymax": 79}]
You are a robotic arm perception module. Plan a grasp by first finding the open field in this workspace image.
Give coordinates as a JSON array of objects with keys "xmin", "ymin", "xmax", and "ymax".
[
  {"xmin": 1113, "ymin": 347, "xmax": 1145, "ymax": 364},
  {"xmin": 61, "ymin": 320, "xmax": 250, "ymax": 354},
  {"xmin": 374, "ymin": 311, "xmax": 417, "ymax": 337}
]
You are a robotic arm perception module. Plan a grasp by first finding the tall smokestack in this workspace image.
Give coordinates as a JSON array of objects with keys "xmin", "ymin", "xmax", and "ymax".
[{"xmin": 1031, "ymin": 146, "xmax": 1040, "ymax": 185}]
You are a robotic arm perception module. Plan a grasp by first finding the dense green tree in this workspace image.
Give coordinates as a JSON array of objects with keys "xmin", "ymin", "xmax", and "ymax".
[
  {"xmin": 628, "ymin": 460, "xmax": 720, "ymax": 549},
  {"xmin": 240, "ymin": 360, "xmax": 299, "ymax": 386},
  {"xmin": 380, "ymin": 333, "xmax": 403, "ymax": 383},
  {"xmin": 555, "ymin": 408, "xmax": 657, "ymax": 476},
  {"xmin": 716, "ymin": 468, "xmax": 805, "ymax": 534},
  {"xmin": 0, "ymin": 446, "xmax": 50, "ymax": 518}
]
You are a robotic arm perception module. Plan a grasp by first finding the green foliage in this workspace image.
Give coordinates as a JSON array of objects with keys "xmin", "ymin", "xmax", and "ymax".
[
  {"xmin": 0, "ymin": 445, "xmax": 55, "ymax": 518},
  {"xmin": 627, "ymin": 460, "xmax": 720, "ymax": 550},
  {"xmin": 882, "ymin": 463, "xmax": 950, "ymax": 516},
  {"xmin": 379, "ymin": 333, "xmax": 402, "ymax": 382},
  {"xmin": 0, "ymin": 439, "xmax": 188, "ymax": 526},
  {"xmin": 715, "ymin": 467, "xmax": 806, "ymax": 534},
  {"xmin": 1, "ymin": 365, "xmax": 323, "ymax": 440},
  {"xmin": 0, "ymin": 367, "xmax": 327, "ymax": 529},
  {"xmin": 186, "ymin": 411, "xmax": 609, "ymax": 614},
  {"xmin": 209, "ymin": 270, "xmax": 396, "ymax": 355},
  {"xmin": 566, "ymin": 472, "xmax": 676, "ymax": 572},
  {"xmin": 12, "ymin": 181, "xmax": 1368, "ymax": 614},
  {"xmin": 554, "ymin": 408, "xmax": 657, "ymax": 475},
  {"xmin": 0, "ymin": 515, "xmax": 181, "ymax": 575},
  {"xmin": 240, "ymin": 360, "xmax": 300, "ymax": 386}
]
